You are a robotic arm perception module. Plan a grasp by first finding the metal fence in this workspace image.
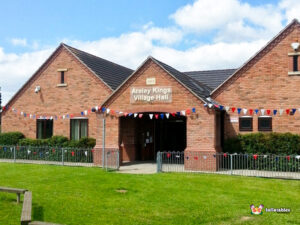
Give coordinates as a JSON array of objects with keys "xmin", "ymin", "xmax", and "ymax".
[
  {"xmin": 0, "ymin": 145, "xmax": 119, "ymax": 170},
  {"xmin": 157, "ymin": 151, "xmax": 300, "ymax": 179},
  {"xmin": 103, "ymin": 148, "xmax": 120, "ymax": 171}
]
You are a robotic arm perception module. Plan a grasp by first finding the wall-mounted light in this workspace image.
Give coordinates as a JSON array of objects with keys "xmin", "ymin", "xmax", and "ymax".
[
  {"xmin": 34, "ymin": 86, "xmax": 41, "ymax": 93},
  {"xmin": 291, "ymin": 42, "xmax": 300, "ymax": 51}
]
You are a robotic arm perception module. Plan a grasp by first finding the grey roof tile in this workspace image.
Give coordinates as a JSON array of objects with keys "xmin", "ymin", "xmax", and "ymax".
[
  {"xmin": 184, "ymin": 69, "xmax": 237, "ymax": 90},
  {"xmin": 152, "ymin": 57, "xmax": 212, "ymax": 101},
  {"xmin": 63, "ymin": 44, "xmax": 134, "ymax": 90}
]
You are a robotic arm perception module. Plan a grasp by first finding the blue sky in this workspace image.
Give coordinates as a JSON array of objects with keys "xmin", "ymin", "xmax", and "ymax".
[{"xmin": 0, "ymin": 0, "xmax": 298, "ymax": 104}]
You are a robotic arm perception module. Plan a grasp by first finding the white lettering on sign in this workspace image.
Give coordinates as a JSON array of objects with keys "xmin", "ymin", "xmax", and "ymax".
[
  {"xmin": 130, "ymin": 86, "xmax": 172, "ymax": 103},
  {"xmin": 230, "ymin": 117, "xmax": 239, "ymax": 123},
  {"xmin": 146, "ymin": 77, "xmax": 156, "ymax": 85}
]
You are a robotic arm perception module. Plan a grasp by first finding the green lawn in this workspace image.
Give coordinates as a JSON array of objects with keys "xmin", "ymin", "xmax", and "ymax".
[{"xmin": 0, "ymin": 163, "xmax": 299, "ymax": 225}]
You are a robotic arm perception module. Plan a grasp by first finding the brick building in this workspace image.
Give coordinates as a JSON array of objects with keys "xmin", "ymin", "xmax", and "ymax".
[{"xmin": 2, "ymin": 19, "xmax": 300, "ymax": 168}]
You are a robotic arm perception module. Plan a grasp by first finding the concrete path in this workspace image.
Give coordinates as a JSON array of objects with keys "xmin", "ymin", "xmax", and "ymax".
[{"xmin": 118, "ymin": 161, "xmax": 156, "ymax": 174}]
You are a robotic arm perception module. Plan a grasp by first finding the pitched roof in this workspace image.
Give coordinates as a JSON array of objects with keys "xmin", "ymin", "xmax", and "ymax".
[
  {"xmin": 150, "ymin": 57, "xmax": 212, "ymax": 100},
  {"xmin": 184, "ymin": 69, "xmax": 237, "ymax": 90},
  {"xmin": 63, "ymin": 44, "xmax": 133, "ymax": 90}
]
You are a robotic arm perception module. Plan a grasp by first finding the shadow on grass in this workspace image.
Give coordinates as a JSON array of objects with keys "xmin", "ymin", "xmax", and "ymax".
[{"xmin": 33, "ymin": 204, "xmax": 44, "ymax": 221}]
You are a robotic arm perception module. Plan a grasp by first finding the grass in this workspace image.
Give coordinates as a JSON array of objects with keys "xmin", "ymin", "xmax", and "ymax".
[{"xmin": 0, "ymin": 163, "xmax": 299, "ymax": 225}]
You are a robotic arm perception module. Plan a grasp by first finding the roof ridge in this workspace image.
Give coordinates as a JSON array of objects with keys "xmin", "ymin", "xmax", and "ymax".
[{"xmin": 62, "ymin": 43, "xmax": 133, "ymax": 72}]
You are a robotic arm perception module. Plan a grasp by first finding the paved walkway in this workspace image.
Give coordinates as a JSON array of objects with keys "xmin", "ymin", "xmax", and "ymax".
[{"xmin": 118, "ymin": 161, "xmax": 157, "ymax": 174}]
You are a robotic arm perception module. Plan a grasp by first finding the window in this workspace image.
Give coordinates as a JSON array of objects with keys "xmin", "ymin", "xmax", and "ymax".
[
  {"xmin": 293, "ymin": 55, "xmax": 298, "ymax": 72},
  {"xmin": 37, "ymin": 119, "xmax": 53, "ymax": 139},
  {"xmin": 70, "ymin": 119, "xmax": 88, "ymax": 140},
  {"xmin": 258, "ymin": 117, "xmax": 272, "ymax": 131},
  {"xmin": 239, "ymin": 117, "xmax": 253, "ymax": 131},
  {"xmin": 60, "ymin": 71, "xmax": 65, "ymax": 84}
]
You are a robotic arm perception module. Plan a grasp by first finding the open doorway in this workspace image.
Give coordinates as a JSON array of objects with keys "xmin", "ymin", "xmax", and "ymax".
[{"xmin": 119, "ymin": 113, "xmax": 187, "ymax": 162}]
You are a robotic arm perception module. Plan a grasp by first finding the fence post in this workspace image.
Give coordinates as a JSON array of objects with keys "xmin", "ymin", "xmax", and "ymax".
[
  {"xmin": 61, "ymin": 148, "xmax": 64, "ymax": 166},
  {"xmin": 117, "ymin": 150, "xmax": 120, "ymax": 170},
  {"xmin": 13, "ymin": 146, "xmax": 16, "ymax": 163},
  {"xmin": 230, "ymin": 154, "xmax": 233, "ymax": 175},
  {"xmin": 156, "ymin": 152, "xmax": 161, "ymax": 173}
]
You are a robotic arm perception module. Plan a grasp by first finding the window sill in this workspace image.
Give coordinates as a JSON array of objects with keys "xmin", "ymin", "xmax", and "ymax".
[
  {"xmin": 288, "ymin": 71, "xmax": 300, "ymax": 76},
  {"xmin": 57, "ymin": 83, "xmax": 68, "ymax": 87}
]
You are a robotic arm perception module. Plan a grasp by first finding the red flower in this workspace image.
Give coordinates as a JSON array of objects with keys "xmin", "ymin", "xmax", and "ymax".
[{"xmin": 253, "ymin": 154, "xmax": 258, "ymax": 160}]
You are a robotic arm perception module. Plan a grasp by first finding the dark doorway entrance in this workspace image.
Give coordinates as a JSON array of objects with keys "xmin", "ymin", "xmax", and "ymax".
[{"xmin": 119, "ymin": 113, "xmax": 187, "ymax": 162}]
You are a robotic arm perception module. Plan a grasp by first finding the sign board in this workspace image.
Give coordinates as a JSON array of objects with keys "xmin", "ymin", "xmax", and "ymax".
[
  {"xmin": 230, "ymin": 117, "xmax": 239, "ymax": 123},
  {"xmin": 130, "ymin": 86, "xmax": 172, "ymax": 103},
  {"xmin": 146, "ymin": 77, "xmax": 156, "ymax": 85}
]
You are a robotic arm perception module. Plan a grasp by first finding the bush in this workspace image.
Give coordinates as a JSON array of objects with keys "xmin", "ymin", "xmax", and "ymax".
[
  {"xmin": 18, "ymin": 138, "xmax": 49, "ymax": 146},
  {"xmin": 224, "ymin": 132, "xmax": 300, "ymax": 155},
  {"xmin": 0, "ymin": 132, "xmax": 25, "ymax": 145},
  {"xmin": 18, "ymin": 136, "xmax": 96, "ymax": 148}
]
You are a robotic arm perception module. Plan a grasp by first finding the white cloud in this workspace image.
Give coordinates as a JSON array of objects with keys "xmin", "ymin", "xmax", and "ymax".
[
  {"xmin": 0, "ymin": 47, "xmax": 53, "ymax": 104},
  {"xmin": 171, "ymin": 0, "xmax": 283, "ymax": 42},
  {"xmin": 10, "ymin": 38, "xmax": 28, "ymax": 47},
  {"xmin": 280, "ymin": 0, "xmax": 300, "ymax": 22}
]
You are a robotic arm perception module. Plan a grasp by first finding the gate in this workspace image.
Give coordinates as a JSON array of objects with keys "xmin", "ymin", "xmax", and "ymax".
[{"xmin": 103, "ymin": 148, "xmax": 120, "ymax": 171}]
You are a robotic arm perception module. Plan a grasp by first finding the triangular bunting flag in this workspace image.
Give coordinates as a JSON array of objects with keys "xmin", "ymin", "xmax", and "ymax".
[
  {"xmin": 225, "ymin": 106, "xmax": 230, "ymax": 112},
  {"xmin": 292, "ymin": 108, "xmax": 296, "ymax": 114},
  {"xmin": 181, "ymin": 110, "xmax": 186, "ymax": 116},
  {"xmin": 134, "ymin": 113, "xmax": 138, "ymax": 118},
  {"xmin": 279, "ymin": 109, "xmax": 284, "ymax": 116},
  {"xmin": 242, "ymin": 108, "xmax": 247, "ymax": 115},
  {"xmin": 273, "ymin": 109, "xmax": 277, "ymax": 115},
  {"xmin": 219, "ymin": 105, "xmax": 224, "ymax": 110},
  {"xmin": 165, "ymin": 113, "xmax": 170, "ymax": 119},
  {"xmin": 139, "ymin": 114, "xmax": 143, "ymax": 118},
  {"xmin": 208, "ymin": 103, "xmax": 213, "ymax": 108},
  {"xmin": 192, "ymin": 108, "xmax": 196, "ymax": 113},
  {"xmin": 286, "ymin": 109, "xmax": 290, "ymax": 115},
  {"xmin": 266, "ymin": 109, "xmax": 271, "ymax": 115},
  {"xmin": 186, "ymin": 109, "xmax": 191, "ymax": 115},
  {"xmin": 255, "ymin": 109, "xmax": 259, "ymax": 115},
  {"xmin": 261, "ymin": 109, "xmax": 265, "ymax": 116},
  {"xmin": 171, "ymin": 112, "xmax": 176, "ymax": 117},
  {"xmin": 237, "ymin": 108, "xmax": 241, "ymax": 114},
  {"xmin": 155, "ymin": 114, "xmax": 159, "ymax": 119},
  {"xmin": 249, "ymin": 109, "xmax": 253, "ymax": 115},
  {"xmin": 149, "ymin": 114, "xmax": 153, "ymax": 119},
  {"xmin": 232, "ymin": 107, "xmax": 236, "ymax": 113},
  {"xmin": 160, "ymin": 113, "xmax": 164, "ymax": 119},
  {"xmin": 106, "ymin": 108, "xmax": 110, "ymax": 114}
]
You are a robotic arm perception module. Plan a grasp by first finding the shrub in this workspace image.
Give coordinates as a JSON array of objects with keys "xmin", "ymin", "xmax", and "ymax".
[
  {"xmin": 18, "ymin": 138, "xmax": 49, "ymax": 146},
  {"xmin": 48, "ymin": 136, "xmax": 69, "ymax": 146},
  {"xmin": 0, "ymin": 132, "xmax": 25, "ymax": 145},
  {"xmin": 224, "ymin": 132, "xmax": 300, "ymax": 155},
  {"xmin": 18, "ymin": 136, "xmax": 96, "ymax": 148}
]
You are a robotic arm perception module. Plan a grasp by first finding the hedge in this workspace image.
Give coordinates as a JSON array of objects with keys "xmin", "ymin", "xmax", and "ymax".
[
  {"xmin": 0, "ymin": 132, "xmax": 25, "ymax": 145},
  {"xmin": 224, "ymin": 132, "xmax": 300, "ymax": 155},
  {"xmin": 18, "ymin": 136, "xmax": 96, "ymax": 148}
]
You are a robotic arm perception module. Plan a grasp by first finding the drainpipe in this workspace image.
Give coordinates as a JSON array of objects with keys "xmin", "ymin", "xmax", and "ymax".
[{"xmin": 102, "ymin": 117, "xmax": 106, "ymax": 168}]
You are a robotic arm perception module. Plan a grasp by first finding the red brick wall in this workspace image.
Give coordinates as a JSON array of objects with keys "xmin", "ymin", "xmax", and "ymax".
[
  {"xmin": 98, "ymin": 59, "xmax": 218, "ymax": 168},
  {"xmin": 214, "ymin": 23, "xmax": 300, "ymax": 139},
  {"xmin": 2, "ymin": 47, "xmax": 112, "ymax": 140}
]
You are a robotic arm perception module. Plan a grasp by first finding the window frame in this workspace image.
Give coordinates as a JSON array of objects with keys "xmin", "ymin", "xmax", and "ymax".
[
  {"xmin": 70, "ymin": 118, "xmax": 88, "ymax": 140},
  {"xmin": 36, "ymin": 119, "xmax": 53, "ymax": 139},
  {"xmin": 239, "ymin": 116, "xmax": 253, "ymax": 132},
  {"xmin": 258, "ymin": 116, "xmax": 272, "ymax": 132}
]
